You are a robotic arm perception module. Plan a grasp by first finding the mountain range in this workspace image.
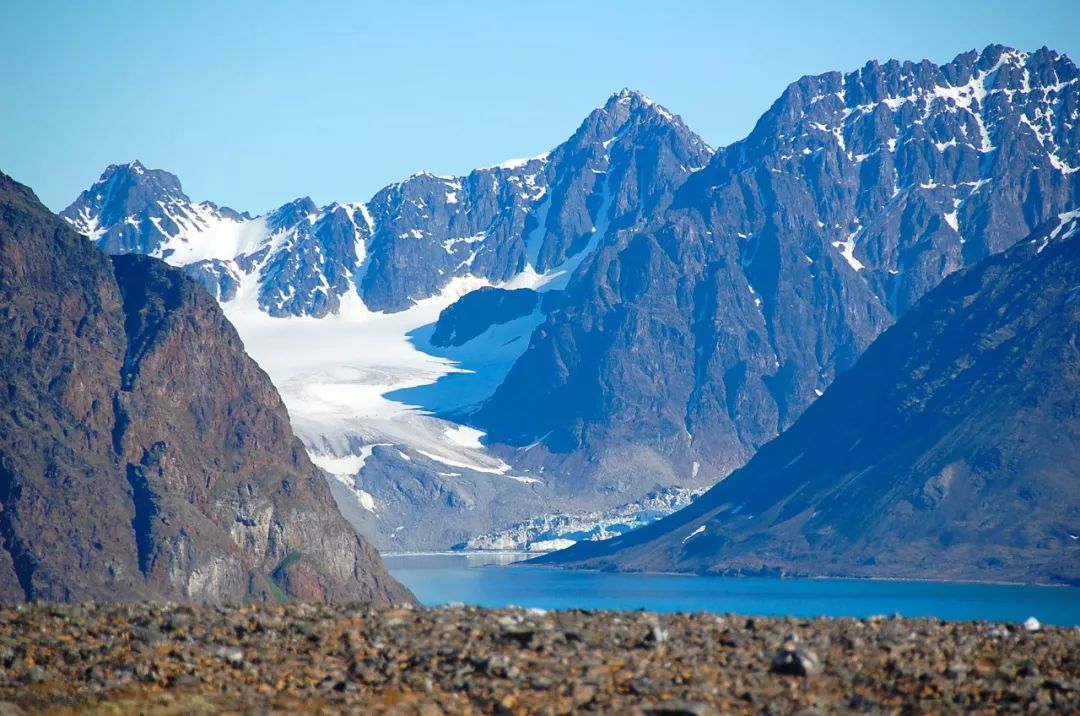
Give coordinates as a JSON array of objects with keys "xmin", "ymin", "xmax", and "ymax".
[{"xmin": 62, "ymin": 45, "xmax": 1080, "ymax": 557}]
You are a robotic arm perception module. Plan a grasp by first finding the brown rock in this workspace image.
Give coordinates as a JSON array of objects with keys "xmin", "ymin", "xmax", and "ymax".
[{"xmin": 0, "ymin": 171, "xmax": 413, "ymax": 606}]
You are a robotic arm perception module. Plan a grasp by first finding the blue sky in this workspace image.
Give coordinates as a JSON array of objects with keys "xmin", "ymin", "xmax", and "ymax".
[{"xmin": 3, "ymin": 0, "xmax": 1079, "ymax": 213}]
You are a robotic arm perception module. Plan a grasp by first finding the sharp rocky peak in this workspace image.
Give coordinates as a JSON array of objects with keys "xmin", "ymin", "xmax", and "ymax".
[
  {"xmin": 73, "ymin": 160, "xmax": 187, "ymax": 210},
  {"xmin": 593, "ymin": 87, "xmax": 687, "ymax": 129},
  {"xmin": 62, "ymin": 160, "xmax": 251, "ymax": 256},
  {"xmin": 802, "ymin": 43, "xmax": 1073, "ymax": 119},
  {"xmin": 700, "ymin": 42, "xmax": 1080, "ymax": 183},
  {"xmin": 72, "ymin": 161, "xmax": 250, "ymax": 221},
  {"xmin": 605, "ymin": 87, "xmax": 658, "ymax": 108},
  {"xmin": 268, "ymin": 196, "xmax": 319, "ymax": 229},
  {"xmin": 550, "ymin": 88, "xmax": 713, "ymax": 168}
]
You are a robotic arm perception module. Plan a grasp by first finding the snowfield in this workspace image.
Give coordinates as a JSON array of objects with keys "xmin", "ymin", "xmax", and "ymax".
[{"xmin": 222, "ymin": 272, "xmax": 535, "ymax": 486}]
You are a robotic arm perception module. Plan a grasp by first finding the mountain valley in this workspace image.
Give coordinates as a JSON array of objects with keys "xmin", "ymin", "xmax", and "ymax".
[{"xmin": 62, "ymin": 45, "xmax": 1080, "ymax": 561}]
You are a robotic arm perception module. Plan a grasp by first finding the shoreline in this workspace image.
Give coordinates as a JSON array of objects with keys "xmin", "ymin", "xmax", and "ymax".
[
  {"xmin": 382, "ymin": 551, "xmax": 534, "ymax": 557},
  {"xmin": 384, "ymin": 550, "xmax": 1079, "ymax": 589},
  {"xmin": 3, "ymin": 602, "xmax": 1077, "ymax": 714}
]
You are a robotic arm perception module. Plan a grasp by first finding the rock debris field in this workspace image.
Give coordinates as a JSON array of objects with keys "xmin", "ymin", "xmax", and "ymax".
[{"xmin": 1, "ymin": 603, "xmax": 1078, "ymax": 714}]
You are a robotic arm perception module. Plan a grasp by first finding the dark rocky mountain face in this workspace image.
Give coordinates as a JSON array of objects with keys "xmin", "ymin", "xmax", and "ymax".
[
  {"xmin": 257, "ymin": 201, "xmax": 370, "ymax": 317},
  {"xmin": 356, "ymin": 89, "xmax": 713, "ymax": 313},
  {"xmin": 539, "ymin": 213, "xmax": 1080, "ymax": 584},
  {"xmin": 430, "ymin": 287, "xmax": 540, "ymax": 347},
  {"xmin": 474, "ymin": 45, "xmax": 1080, "ymax": 485},
  {"xmin": 0, "ymin": 172, "xmax": 412, "ymax": 604},
  {"xmin": 63, "ymin": 160, "xmax": 249, "ymax": 256}
]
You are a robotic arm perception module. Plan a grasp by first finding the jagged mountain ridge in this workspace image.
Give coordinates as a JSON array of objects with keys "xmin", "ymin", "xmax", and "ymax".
[
  {"xmin": 63, "ymin": 89, "xmax": 712, "ymax": 316},
  {"xmin": 0, "ymin": 171, "xmax": 413, "ymax": 604},
  {"xmin": 539, "ymin": 212, "xmax": 1080, "ymax": 584},
  {"xmin": 64, "ymin": 46, "xmax": 1080, "ymax": 551},
  {"xmin": 475, "ymin": 44, "xmax": 1080, "ymax": 478}
]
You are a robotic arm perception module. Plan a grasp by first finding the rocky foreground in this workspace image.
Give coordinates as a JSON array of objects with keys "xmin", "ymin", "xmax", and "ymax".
[{"xmin": 1, "ymin": 603, "xmax": 1078, "ymax": 714}]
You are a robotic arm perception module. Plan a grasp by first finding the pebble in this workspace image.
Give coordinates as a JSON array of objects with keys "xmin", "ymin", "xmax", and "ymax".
[
  {"xmin": 214, "ymin": 645, "xmax": 245, "ymax": 665},
  {"xmin": 639, "ymin": 701, "xmax": 711, "ymax": 716},
  {"xmin": 0, "ymin": 603, "xmax": 1076, "ymax": 713},
  {"xmin": 1025, "ymin": 616, "xmax": 1042, "ymax": 632},
  {"xmin": 771, "ymin": 644, "xmax": 821, "ymax": 677}
]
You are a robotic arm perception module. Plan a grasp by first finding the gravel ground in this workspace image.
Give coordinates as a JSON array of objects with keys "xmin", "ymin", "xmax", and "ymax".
[{"xmin": 0, "ymin": 603, "xmax": 1078, "ymax": 714}]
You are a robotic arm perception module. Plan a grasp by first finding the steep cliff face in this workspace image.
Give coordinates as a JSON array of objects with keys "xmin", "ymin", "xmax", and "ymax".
[
  {"xmin": 0, "ymin": 171, "xmax": 412, "ymax": 604},
  {"xmin": 540, "ymin": 213, "xmax": 1080, "ymax": 585}
]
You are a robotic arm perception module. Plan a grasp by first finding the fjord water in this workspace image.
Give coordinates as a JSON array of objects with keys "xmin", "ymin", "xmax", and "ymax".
[{"xmin": 385, "ymin": 554, "xmax": 1080, "ymax": 626}]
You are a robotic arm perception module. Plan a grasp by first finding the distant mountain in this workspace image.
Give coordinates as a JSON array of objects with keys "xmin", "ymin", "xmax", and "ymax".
[
  {"xmin": 477, "ymin": 45, "xmax": 1080, "ymax": 476},
  {"xmin": 63, "ymin": 90, "xmax": 711, "ymax": 317},
  {"xmin": 0, "ymin": 171, "xmax": 412, "ymax": 604},
  {"xmin": 538, "ymin": 212, "xmax": 1080, "ymax": 585},
  {"xmin": 64, "ymin": 46, "xmax": 1080, "ymax": 551},
  {"xmin": 63, "ymin": 90, "xmax": 716, "ymax": 549}
]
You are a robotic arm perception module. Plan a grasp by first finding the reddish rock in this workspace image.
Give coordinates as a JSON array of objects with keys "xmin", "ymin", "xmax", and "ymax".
[{"xmin": 0, "ymin": 171, "xmax": 412, "ymax": 605}]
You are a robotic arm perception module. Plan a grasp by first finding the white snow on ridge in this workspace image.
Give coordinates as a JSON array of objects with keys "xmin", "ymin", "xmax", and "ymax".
[
  {"xmin": 486, "ymin": 152, "xmax": 550, "ymax": 171},
  {"xmin": 157, "ymin": 212, "xmax": 270, "ymax": 265},
  {"xmin": 442, "ymin": 232, "xmax": 486, "ymax": 253},
  {"xmin": 69, "ymin": 161, "xmax": 618, "ymax": 505},
  {"xmin": 811, "ymin": 50, "xmax": 1080, "ymax": 178},
  {"xmin": 507, "ymin": 142, "xmax": 618, "ymax": 292},
  {"xmin": 309, "ymin": 451, "xmax": 370, "ymax": 477},
  {"xmin": 1036, "ymin": 210, "xmax": 1080, "ymax": 252},
  {"xmin": 70, "ymin": 207, "xmax": 106, "ymax": 242},
  {"xmin": 67, "ymin": 194, "xmax": 265, "ymax": 266},
  {"xmin": 62, "ymin": 93, "xmax": 695, "ymax": 531}
]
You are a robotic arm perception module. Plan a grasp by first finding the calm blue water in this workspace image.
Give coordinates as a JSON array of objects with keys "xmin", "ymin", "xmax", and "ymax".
[{"xmin": 385, "ymin": 553, "xmax": 1080, "ymax": 626}]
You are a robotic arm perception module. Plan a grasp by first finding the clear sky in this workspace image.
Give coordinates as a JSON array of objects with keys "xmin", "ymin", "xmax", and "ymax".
[{"xmin": 3, "ymin": 0, "xmax": 1079, "ymax": 213}]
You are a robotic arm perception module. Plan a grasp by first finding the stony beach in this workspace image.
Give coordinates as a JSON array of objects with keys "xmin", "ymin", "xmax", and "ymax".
[{"xmin": 1, "ymin": 603, "xmax": 1078, "ymax": 714}]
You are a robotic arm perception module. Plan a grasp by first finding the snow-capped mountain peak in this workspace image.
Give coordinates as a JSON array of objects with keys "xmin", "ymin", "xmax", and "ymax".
[
  {"xmin": 605, "ymin": 87, "xmax": 664, "ymax": 112},
  {"xmin": 734, "ymin": 44, "xmax": 1078, "ymax": 173},
  {"xmin": 61, "ymin": 52, "xmax": 1079, "ymax": 555},
  {"xmin": 61, "ymin": 160, "xmax": 251, "ymax": 258},
  {"xmin": 60, "ymin": 89, "xmax": 717, "ymax": 551},
  {"xmin": 581, "ymin": 87, "xmax": 711, "ymax": 151}
]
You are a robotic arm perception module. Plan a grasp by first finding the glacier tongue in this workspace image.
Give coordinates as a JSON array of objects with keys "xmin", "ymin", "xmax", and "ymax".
[
  {"xmin": 222, "ymin": 272, "xmax": 534, "ymax": 481},
  {"xmin": 56, "ymin": 88, "xmax": 735, "ymax": 549},
  {"xmin": 458, "ymin": 486, "xmax": 706, "ymax": 553}
]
